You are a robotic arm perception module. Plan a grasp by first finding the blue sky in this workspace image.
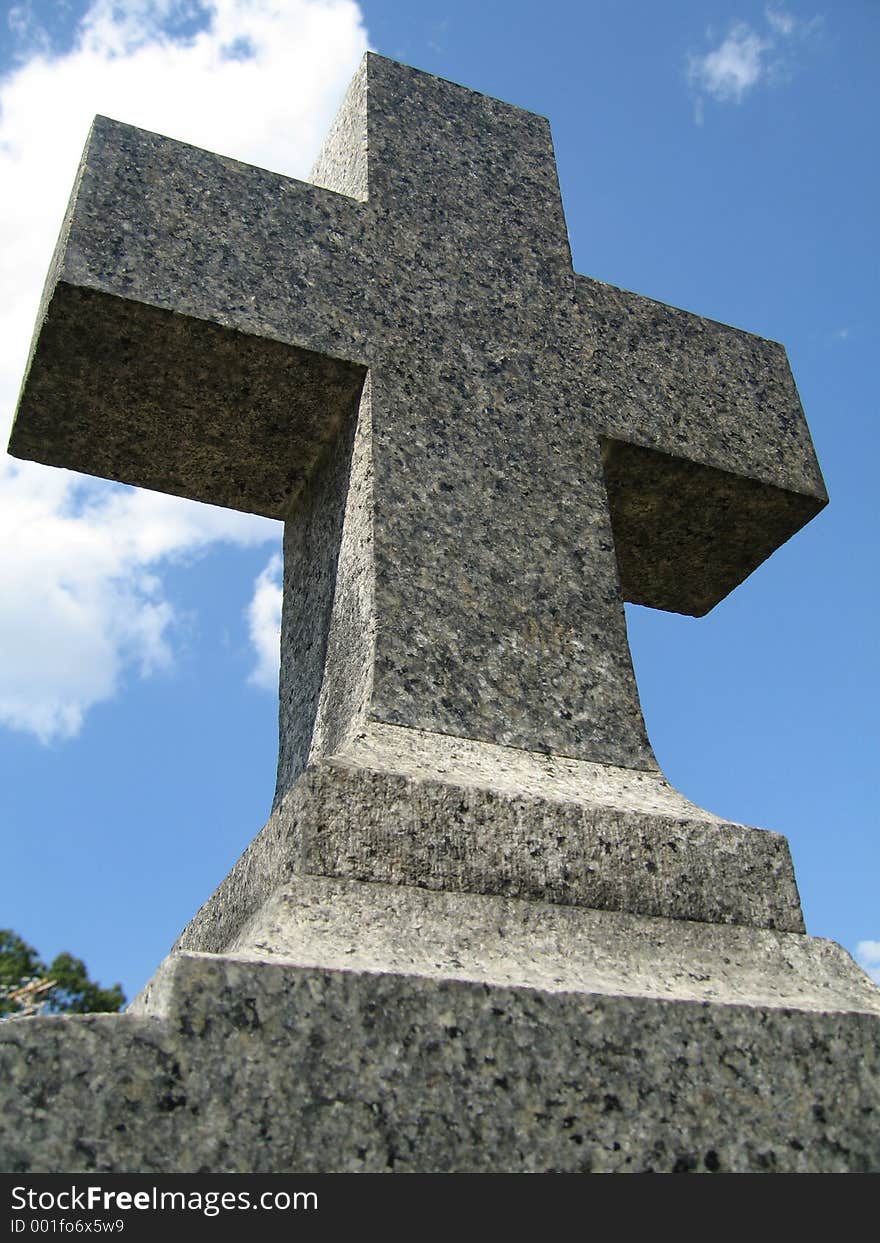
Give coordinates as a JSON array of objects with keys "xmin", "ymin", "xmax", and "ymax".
[{"xmin": 0, "ymin": 0, "xmax": 877, "ymax": 1000}]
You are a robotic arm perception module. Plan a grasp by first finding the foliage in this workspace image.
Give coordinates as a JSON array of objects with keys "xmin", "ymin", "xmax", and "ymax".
[{"xmin": 0, "ymin": 929, "xmax": 125, "ymax": 1018}]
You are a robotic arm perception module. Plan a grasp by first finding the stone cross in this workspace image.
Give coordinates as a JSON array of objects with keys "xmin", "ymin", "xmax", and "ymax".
[
  {"xmin": 7, "ymin": 56, "xmax": 876, "ymax": 1179},
  {"xmin": 9, "ymin": 54, "xmax": 826, "ymax": 809}
]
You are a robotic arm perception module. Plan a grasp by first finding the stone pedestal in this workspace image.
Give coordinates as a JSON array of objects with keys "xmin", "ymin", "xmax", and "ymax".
[{"xmin": 3, "ymin": 748, "xmax": 878, "ymax": 1174}]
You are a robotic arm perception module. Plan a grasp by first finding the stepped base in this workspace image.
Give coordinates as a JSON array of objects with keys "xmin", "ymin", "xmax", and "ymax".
[
  {"xmin": 172, "ymin": 740, "xmax": 806, "ymax": 955},
  {"xmin": 3, "ymin": 754, "xmax": 876, "ymax": 1173},
  {"xmin": 2, "ymin": 877, "xmax": 878, "ymax": 1173}
]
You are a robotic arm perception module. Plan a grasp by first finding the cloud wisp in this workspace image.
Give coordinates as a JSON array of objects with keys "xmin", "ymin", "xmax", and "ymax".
[
  {"xmin": 856, "ymin": 941, "xmax": 880, "ymax": 986},
  {"xmin": 689, "ymin": 22, "xmax": 771, "ymax": 105},
  {"xmin": 0, "ymin": 0, "xmax": 368, "ymax": 742},
  {"xmin": 687, "ymin": 6, "xmax": 818, "ymax": 119},
  {"xmin": 247, "ymin": 554, "xmax": 284, "ymax": 693}
]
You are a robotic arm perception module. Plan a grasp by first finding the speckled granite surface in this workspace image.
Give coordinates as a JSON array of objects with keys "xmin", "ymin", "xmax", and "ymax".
[
  {"xmin": 3, "ymin": 55, "xmax": 864, "ymax": 1176},
  {"xmin": 2, "ymin": 935, "xmax": 878, "ymax": 1174},
  {"xmin": 168, "ymin": 753, "xmax": 805, "ymax": 955},
  {"xmin": 8, "ymin": 53, "xmax": 827, "ymax": 775},
  {"xmin": 218, "ymin": 876, "xmax": 866, "ymax": 1014}
]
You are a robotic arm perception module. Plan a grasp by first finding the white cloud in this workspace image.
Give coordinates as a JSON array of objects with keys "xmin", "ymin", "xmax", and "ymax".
[
  {"xmin": 0, "ymin": 459, "xmax": 280, "ymax": 741},
  {"xmin": 0, "ymin": 0, "xmax": 368, "ymax": 742},
  {"xmin": 856, "ymin": 941, "xmax": 880, "ymax": 986},
  {"xmin": 687, "ymin": 8, "xmax": 814, "ymax": 111},
  {"xmin": 6, "ymin": 3, "xmax": 52, "ymax": 57},
  {"xmin": 246, "ymin": 553, "xmax": 283, "ymax": 691},
  {"xmin": 688, "ymin": 22, "xmax": 770, "ymax": 104},
  {"xmin": 765, "ymin": 7, "xmax": 796, "ymax": 37}
]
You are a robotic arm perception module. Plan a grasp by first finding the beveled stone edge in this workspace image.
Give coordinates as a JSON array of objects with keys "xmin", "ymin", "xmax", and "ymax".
[
  {"xmin": 345, "ymin": 720, "xmax": 710, "ymax": 816},
  {"xmin": 168, "ymin": 757, "xmax": 804, "ymax": 969},
  {"xmin": 135, "ymin": 897, "xmax": 880, "ymax": 1022},
  {"xmin": 222, "ymin": 875, "xmax": 879, "ymax": 1016}
]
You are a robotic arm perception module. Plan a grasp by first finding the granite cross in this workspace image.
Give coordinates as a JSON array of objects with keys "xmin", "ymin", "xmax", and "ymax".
[
  {"xmin": 7, "ymin": 56, "xmax": 880, "ymax": 1179},
  {"xmin": 9, "ymin": 54, "xmax": 827, "ymax": 806}
]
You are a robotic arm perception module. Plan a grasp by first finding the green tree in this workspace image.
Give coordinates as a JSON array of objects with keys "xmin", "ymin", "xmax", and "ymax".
[{"xmin": 0, "ymin": 929, "xmax": 125, "ymax": 1018}]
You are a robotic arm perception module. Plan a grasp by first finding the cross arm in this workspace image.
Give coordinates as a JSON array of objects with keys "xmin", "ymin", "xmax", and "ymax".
[
  {"xmin": 575, "ymin": 274, "xmax": 829, "ymax": 616},
  {"xmin": 8, "ymin": 117, "xmax": 370, "ymax": 517}
]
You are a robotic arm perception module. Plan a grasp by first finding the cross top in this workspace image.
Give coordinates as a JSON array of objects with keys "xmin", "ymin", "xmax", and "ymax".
[{"xmin": 9, "ymin": 54, "xmax": 827, "ymax": 803}]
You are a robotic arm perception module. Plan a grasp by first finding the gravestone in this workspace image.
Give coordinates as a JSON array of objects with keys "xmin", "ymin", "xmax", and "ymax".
[{"xmin": 2, "ymin": 54, "xmax": 878, "ymax": 1173}]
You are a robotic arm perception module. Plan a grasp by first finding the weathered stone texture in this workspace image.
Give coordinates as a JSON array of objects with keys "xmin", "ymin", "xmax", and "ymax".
[
  {"xmin": 170, "ymin": 752, "xmax": 805, "ymax": 963},
  {"xmin": 2, "ymin": 941, "xmax": 878, "ymax": 1174},
  {"xmin": 9, "ymin": 54, "xmax": 827, "ymax": 779}
]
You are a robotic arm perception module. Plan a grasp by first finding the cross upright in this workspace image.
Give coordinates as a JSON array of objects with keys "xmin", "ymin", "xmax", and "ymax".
[{"xmin": 9, "ymin": 53, "xmax": 827, "ymax": 807}]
